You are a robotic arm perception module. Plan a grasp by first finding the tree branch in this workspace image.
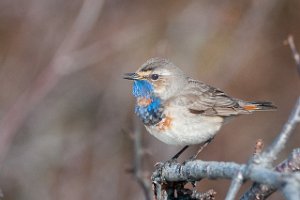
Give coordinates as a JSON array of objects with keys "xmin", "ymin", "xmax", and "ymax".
[
  {"xmin": 132, "ymin": 121, "xmax": 151, "ymax": 200},
  {"xmin": 285, "ymin": 35, "xmax": 300, "ymax": 76},
  {"xmin": 152, "ymin": 156, "xmax": 300, "ymax": 199},
  {"xmin": 241, "ymin": 148, "xmax": 300, "ymax": 200},
  {"xmin": 256, "ymin": 97, "xmax": 300, "ymax": 167},
  {"xmin": 225, "ymin": 139, "xmax": 265, "ymax": 200},
  {"xmin": 225, "ymin": 170, "xmax": 244, "ymax": 200}
]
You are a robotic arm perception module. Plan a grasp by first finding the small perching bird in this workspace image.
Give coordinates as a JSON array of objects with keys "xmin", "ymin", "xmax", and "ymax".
[{"xmin": 124, "ymin": 58, "xmax": 276, "ymax": 158}]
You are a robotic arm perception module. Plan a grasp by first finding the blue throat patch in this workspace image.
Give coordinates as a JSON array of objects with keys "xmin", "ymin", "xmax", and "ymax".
[
  {"xmin": 132, "ymin": 80, "xmax": 153, "ymax": 98},
  {"xmin": 132, "ymin": 80, "xmax": 164, "ymax": 126}
]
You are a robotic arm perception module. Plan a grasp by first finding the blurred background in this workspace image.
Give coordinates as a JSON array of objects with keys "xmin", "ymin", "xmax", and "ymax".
[{"xmin": 0, "ymin": 0, "xmax": 299, "ymax": 199}]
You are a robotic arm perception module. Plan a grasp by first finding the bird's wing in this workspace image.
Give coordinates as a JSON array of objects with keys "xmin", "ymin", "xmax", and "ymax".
[{"xmin": 171, "ymin": 78, "xmax": 249, "ymax": 117}]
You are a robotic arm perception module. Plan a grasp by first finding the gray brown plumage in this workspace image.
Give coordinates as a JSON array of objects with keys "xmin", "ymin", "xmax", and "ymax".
[{"xmin": 124, "ymin": 58, "xmax": 276, "ymax": 146}]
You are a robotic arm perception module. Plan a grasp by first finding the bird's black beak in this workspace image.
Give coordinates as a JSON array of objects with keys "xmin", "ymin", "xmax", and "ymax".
[{"xmin": 123, "ymin": 72, "xmax": 141, "ymax": 80}]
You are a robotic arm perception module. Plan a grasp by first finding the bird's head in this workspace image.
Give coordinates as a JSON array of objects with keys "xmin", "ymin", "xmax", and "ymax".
[{"xmin": 124, "ymin": 58, "xmax": 188, "ymax": 100}]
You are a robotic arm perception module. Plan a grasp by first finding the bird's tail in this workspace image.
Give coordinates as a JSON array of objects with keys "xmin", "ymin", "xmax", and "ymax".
[{"xmin": 243, "ymin": 101, "xmax": 277, "ymax": 111}]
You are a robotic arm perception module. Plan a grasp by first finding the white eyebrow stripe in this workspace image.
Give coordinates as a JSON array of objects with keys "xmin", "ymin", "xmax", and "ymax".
[{"xmin": 159, "ymin": 71, "xmax": 172, "ymax": 76}]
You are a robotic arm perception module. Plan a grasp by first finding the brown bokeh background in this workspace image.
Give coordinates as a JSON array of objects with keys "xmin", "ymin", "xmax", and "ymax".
[{"xmin": 0, "ymin": 0, "xmax": 299, "ymax": 199}]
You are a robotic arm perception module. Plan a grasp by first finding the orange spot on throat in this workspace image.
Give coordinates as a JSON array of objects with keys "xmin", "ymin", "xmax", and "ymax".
[
  {"xmin": 157, "ymin": 116, "xmax": 172, "ymax": 131},
  {"xmin": 137, "ymin": 98, "xmax": 152, "ymax": 106},
  {"xmin": 244, "ymin": 105, "xmax": 258, "ymax": 111}
]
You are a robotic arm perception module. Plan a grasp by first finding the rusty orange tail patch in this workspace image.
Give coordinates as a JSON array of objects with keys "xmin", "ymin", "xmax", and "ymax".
[{"xmin": 243, "ymin": 105, "xmax": 258, "ymax": 111}]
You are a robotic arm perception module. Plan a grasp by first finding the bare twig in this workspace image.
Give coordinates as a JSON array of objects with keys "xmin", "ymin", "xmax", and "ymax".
[
  {"xmin": 132, "ymin": 120, "xmax": 151, "ymax": 200},
  {"xmin": 241, "ymin": 148, "xmax": 300, "ymax": 200},
  {"xmin": 152, "ymin": 156, "xmax": 300, "ymax": 200},
  {"xmin": 285, "ymin": 35, "xmax": 300, "ymax": 76},
  {"xmin": 175, "ymin": 184, "xmax": 216, "ymax": 200},
  {"xmin": 223, "ymin": 96, "xmax": 300, "ymax": 200},
  {"xmin": 237, "ymin": 36, "xmax": 300, "ymax": 200},
  {"xmin": 281, "ymin": 173, "xmax": 300, "ymax": 200},
  {"xmin": 0, "ymin": 20, "xmax": 149, "ymax": 166},
  {"xmin": 152, "ymin": 160, "xmax": 283, "ymax": 188},
  {"xmin": 123, "ymin": 122, "xmax": 151, "ymax": 200},
  {"xmin": 153, "ymin": 180, "xmax": 216, "ymax": 200},
  {"xmin": 225, "ymin": 170, "xmax": 244, "ymax": 200},
  {"xmin": 254, "ymin": 139, "xmax": 264, "ymax": 155},
  {"xmin": 225, "ymin": 139, "xmax": 265, "ymax": 200},
  {"xmin": 0, "ymin": 0, "xmax": 105, "ymax": 167},
  {"xmin": 256, "ymin": 97, "xmax": 300, "ymax": 167},
  {"xmin": 276, "ymin": 148, "xmax": 300, "ymax": 173},
  {"xmin": 192, "ymin": 189, "xmax": 216, "ymax": 200}
]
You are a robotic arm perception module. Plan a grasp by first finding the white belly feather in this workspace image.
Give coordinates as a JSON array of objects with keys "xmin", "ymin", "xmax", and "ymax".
[{"xmin": 145, "ymin": 107, "xmax": 224, "ymax": 146}]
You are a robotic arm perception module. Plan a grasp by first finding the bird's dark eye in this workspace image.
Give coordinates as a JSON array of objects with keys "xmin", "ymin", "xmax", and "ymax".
[{"xmin": 151, "ymin": 74, "xmax": 159, "ymax": 80}]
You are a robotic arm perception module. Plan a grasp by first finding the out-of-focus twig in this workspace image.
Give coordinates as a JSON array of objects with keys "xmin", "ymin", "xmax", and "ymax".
[
  {"xmin": 124, "ymin": 120, "xmax": 151, "ymax": 200},
  {"xmin": 225, "ymin": 95, "xmax": 300, "ymax": 200},
  {"xmin": 0, "ymin": 0, "xmax": 105, "ymax": 167},
  {"xmin": 0, "ymin": 0, "xmax": 151, "ymax": 171},
  {"xmin": 254, "ymin": 139, "xmax": 264, "ymax": 155},
  {"xmin": 285, "ymin": 35, "xmax": 300, "ymax": 76},
  {"xmin": 256, "ymin": 35, "xmax": 300, "ymax": 166},
  {"xmin": 239, "ymin": 37, "xmax": 300, "ymax": 199},
  {"xmin": 256, "ymin": 97, "xmax": 300, "ymax": 167},
  {"xmin": 132, "ymin": 120, "xmax": 151, "ymax": 200}
]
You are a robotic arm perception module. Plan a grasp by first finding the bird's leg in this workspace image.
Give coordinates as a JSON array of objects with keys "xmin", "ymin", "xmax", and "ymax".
[
  {"xmin": 172, "ymin": 145, "xmax": 189, "ymax": 160},
  {"xmin": 191, "ymin": 137, "xmax": 214, "ymax": 160}
]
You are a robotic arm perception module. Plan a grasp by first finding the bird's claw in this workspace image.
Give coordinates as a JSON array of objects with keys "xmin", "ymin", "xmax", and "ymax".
[{"xmin": 152, "ymin": 158, "xmax": 178, "ymax": 184}]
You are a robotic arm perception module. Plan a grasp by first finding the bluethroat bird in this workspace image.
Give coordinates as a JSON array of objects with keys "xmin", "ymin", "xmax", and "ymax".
[{"xmin": 124, "ymin": 58, "xmax": 276, "ymax": 159}]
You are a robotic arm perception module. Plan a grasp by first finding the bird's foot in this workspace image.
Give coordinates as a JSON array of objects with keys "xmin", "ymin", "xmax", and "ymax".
[
  {"xmin": 152, "ymin": 157, "xmax": 178, "ymax": 184},
  {"xmin": 154, "ymin": 157, "xmax": 178, "ymax": 172}
]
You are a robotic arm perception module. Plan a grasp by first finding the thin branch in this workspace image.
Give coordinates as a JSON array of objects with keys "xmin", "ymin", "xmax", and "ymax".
[
  {"xmin": 152, "ymin": 157, "xmax": 300, "ymax": 200},
  {"xmin": 153, "ymin": 160, "xmax": 282, "ymax": 187},
  {"xmin": 254, "ymin": 139, "xmax": 264, "ymax": 155},
  {"xmin": 256, "ymin": 97, "xmax": 300, "ymax": 167},
  {"xmin": 54, "ymin": 0, "xmax": 105, "ymax": 55},
  {"xmin": 276, "ymin": 148, "xmax": 300, "ymax": 173},
  {"xmin": 0, "ymin": 0, "xmax": 105, "ymax": 167},
  {"xmin": 285, "ymin": 35, "xmax": 300, "ymax": 76},
  {"xmin": 225, "ymin": 96, "xmax": 300, "ymax": 199},
  {"xmin": 241, "ymin": 148, "xmax": 300, "ymax": 200},
  {"xmin": 191, "ymin": 189, "xmax": 216, "ymax": 200},
  {"xmin": 225, "ymin": 139, "xmax": 265, "ymax": 200},
  {"xmin": 281, "ymin": 173, "xmax": 300, "ymax": 200},
  {"xmin": 237, "ymin": 36, "xmax": 300, "ymax": 200},
  {"xmin": 225, "ymin": 170, "xmax": 244, "ymax": 200},
  {"xmin": 132, "ymin": 120, "xmax": 151, "ymax": 200}
]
